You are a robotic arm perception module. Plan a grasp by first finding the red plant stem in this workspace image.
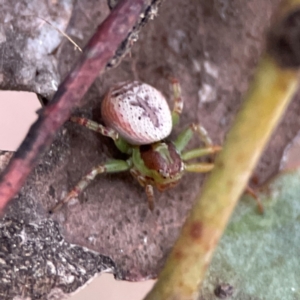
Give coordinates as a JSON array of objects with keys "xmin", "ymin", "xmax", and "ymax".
[{"xmin": 0, "ymin": 0, "xmax": 150, "ymax": 214}]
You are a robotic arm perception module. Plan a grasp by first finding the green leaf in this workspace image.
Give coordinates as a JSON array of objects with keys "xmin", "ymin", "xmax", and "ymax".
[{"xmin": 201, "ymin": 169, "xmax": 300, "ymax": 300}]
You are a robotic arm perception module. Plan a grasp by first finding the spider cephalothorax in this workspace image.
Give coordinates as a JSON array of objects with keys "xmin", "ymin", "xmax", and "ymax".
[{"xmin": 50, "ymin": 79, "xmax": 220, "ymax": 213}]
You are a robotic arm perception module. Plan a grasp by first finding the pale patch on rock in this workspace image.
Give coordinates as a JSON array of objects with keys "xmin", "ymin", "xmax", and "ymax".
[
  {"xmin": 204, "ymin": 60, "xmax": 219, "ymax": 78},
  {"xmin": 198, "ymin": 83, "xmax": 216, "ymax": 104}
]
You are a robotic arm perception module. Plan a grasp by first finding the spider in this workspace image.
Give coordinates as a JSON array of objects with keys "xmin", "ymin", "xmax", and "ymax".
[{"xmin": 49, "ymin": 79, "xmax": 221, "ymax": 213}]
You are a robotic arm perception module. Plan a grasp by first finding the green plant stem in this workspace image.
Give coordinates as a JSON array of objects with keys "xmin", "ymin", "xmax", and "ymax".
[{"xmin": 144, "ymin": 54, "xmax": 299, "ymax": 299}]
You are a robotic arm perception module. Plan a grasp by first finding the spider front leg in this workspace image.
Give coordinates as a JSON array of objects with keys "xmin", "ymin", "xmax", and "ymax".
[
  {"xmin": 184, "ymin": 162, "xmax": 215, "ymax": 173},
  {"xmin": 174, "ymin": 123, "xmax": 221, "ymax": 155},
  {"xmin": 49, "ymin": 159, "xmax": 131, "ymax": 213},
  {"xmin": 175, "ymin": 125, "xmax": 264, "ymax": 214},
  {"xmin": 184, "ymin": 159, "xmax": 264, "ymax": 214},
  {"xmin": 177, "ymin": 124, "xmax": 220, "ymax": 174}
]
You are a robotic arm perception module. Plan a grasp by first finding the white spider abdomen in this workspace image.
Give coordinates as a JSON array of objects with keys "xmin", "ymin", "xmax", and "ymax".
[{"xmin": 101, "ymin": 81, "xmax": 172, "ymax": 145}]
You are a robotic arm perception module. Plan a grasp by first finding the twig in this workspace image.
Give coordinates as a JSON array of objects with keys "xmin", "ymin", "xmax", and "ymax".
[
  {"xmin": 144, "ymin": 0, "xmax": 300, "ymax": 299},
  {"xmin": 35, "ymin": 16, "xmax": 83, "ymax": 53},
  {"xmin": 0, "ymin": 0, "xmax": 155, "ymax": 214}
]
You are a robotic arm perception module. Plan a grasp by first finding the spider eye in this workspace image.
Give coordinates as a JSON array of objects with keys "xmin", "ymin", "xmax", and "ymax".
[{"xmin": 158, "ymin": 169, "xmax": 168, "ymax": 178}]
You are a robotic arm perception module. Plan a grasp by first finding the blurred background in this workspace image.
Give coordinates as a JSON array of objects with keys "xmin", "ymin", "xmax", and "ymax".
[{"xmin": 0, "ymin": 90, "xmax": 155, "ymax": 299}]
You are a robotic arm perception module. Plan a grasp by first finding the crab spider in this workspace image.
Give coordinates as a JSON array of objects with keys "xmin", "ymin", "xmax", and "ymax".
[{"xmin": 49, "ymin": 79, "xmax": 221, "ymax": 213}]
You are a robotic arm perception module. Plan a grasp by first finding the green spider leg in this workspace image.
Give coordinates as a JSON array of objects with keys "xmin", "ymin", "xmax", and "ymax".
[
  {"xmin": 173, "ymin": 122, "xmax": 221, "ymax": 174},
  {"xmin": 49, "ymin": 159, "xmax": 131, "ymax": 213},
  {"xmin": 245, "ymin": 185, "xmax": 264, "ymax": 214},
  {"xmin": 184, "ymin": 163, "xmax": 215, "ymax": 173},
  {"xmin": 170, "ymin": 78, "xmax": 214, "ymax": 152},
  {"xmin": 171, "ymin": 77, "xmax": 184, "ymax": 126},
  {"xmin": 171, "ymin": 78, "xmax": 217, "ymax": 161},
  {"xmin": 145, "ymin": 185, "xmax": 155, "ymax": 211},
  {"xmin": 169, "ymin": 78, "xmax": 221, "ymax": 175},
  {"xmin": 70, "ymin": 116, "xmax": 131, "ymax": 154},
  {"xmin": 174, "ymin": 125, "xmax": 264, "ymax": 213},
  {"xmin": 174, "ymin": 123, "xmax": 221, "ymax": 154}
]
